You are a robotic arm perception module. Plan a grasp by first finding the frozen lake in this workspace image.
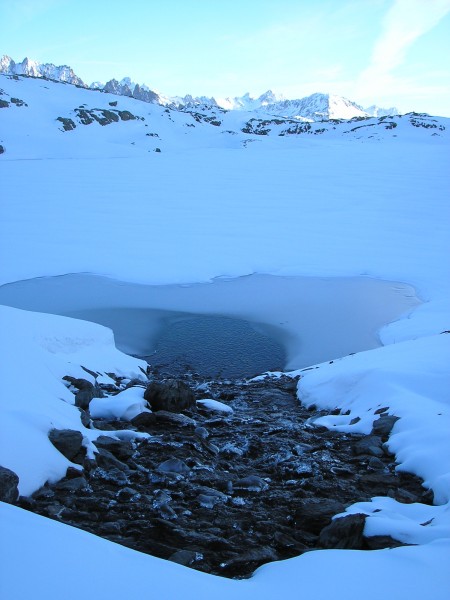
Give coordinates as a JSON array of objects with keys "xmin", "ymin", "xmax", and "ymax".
[{"xmin": 0, "ymin": 273, "xmax": 420, "ymax": 377}]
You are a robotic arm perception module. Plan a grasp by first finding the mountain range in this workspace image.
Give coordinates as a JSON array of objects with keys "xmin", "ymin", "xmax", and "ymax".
[{"xmin": 0, "ymin": 55, "xmax": 398, "ymax": 121}]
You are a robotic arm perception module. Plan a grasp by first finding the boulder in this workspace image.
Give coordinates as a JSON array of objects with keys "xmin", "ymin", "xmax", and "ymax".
[
  {"xmin": 131, "ymin": 412, "xmax": 156, "ymax": 429},
  {"xmin": 318, "ymin": 513, "xmax": 366, "ymax": 549},
  {"xmin": 63, "ymin": 376, "xmax": 103, "ymax": 409},
  {"xmin": 294, "ymin": 498, "xmax": 345, "ymax": 533},
  {"xmin": 144, "ymin": 379, "xmax": 195, "ymax": 412},
  {"xmin": 55, "ymin": 476, "xmax": 89, "ymax": 492},
  {"xmin": 154, "ymin": 411, "xmax": 196, "ymax": 427},
  {"xmin": 157, "ymin": 458, "xmax": 190, "ymax": 476},
  {"xmin": 48, "ymin": 429, "xmax": 84, "ymax": 462},
  {"xmin": 353, "ymin": 435, "xmax": 384, "ymax": 457},
  {"xmin": 93, "ymin": 436, "xmax": 134, "ymax": 460},
  {"xmin": 95, "ymin": 448, "xmax": 130, "ymax": 473},
  {"xmin": 0, "ymin": 466, "xmax": 19, "ymax": 503},
  {"xmin": 371, "ymin": 415, "xmax": 399, "ymax": 438}
]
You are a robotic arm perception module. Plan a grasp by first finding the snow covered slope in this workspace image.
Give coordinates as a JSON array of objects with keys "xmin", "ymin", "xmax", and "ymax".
[
  {"xmin": 0, "ymin": 70, "xmax": 449, "ymax": 599},
  {"xmin": 0, "ymin": 74, "xmax": 444, "ymax": 161}
]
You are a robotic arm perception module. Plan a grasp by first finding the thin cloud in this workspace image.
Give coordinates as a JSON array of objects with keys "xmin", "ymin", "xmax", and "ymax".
[{"xmin": 357, "ymin": 0, "xmax": 450, "ymax": 95}]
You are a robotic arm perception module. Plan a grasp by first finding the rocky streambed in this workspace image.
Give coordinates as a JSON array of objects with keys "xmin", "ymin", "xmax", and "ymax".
[{"xmin": 6, "ymin": 370, "xmax": 432, "ymax": 579}]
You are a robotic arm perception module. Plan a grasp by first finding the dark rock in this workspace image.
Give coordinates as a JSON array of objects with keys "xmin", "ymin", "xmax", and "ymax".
[
  {"xmin": 194, "ymin": 426, "xmax": 209, "ymax": 440},
  {"xmin": 371, "ymin": 415, "xmax": 399, "ymax": 438},
  {"xmin": 55, "ymin": 477, "xmax": 88, "ymax": 492},
  {"xmin": 318, "ymin": 513, "xmax": 366, "ymax": 549},
  {"xmin": 95, "ymin": 448, "xmax": 130, "ymax": 473},
  {"xmin": 374, "ymin": 406, "xmax": 389, "ymax": 415},
  {"xmin": 131, "ymin": 412, "xmax": 156, "ymax": 428},
  {"xmin": 48, "ymin": 429, "xmax": 84, "ymax": 462},
  {"xmin": 157, "ymin": 458, "xmax": 190, "ymax": 476},
  {"xmin": 0, "ymin": 466, "xmax": 19, "ymax": 503},
  {"xmin": 93, "ymin": 436, "xmax": 134, "ymax": 461},
  {"xmin": 154, "ymin": 411, "xmax": 196, "ymax": 427},
  {"xmin": 25, "ymin": 371, "xmax": 432, "ymax": 580},
  {"xmin": 353, "ymin": 436, "xmax": 384, "ymax": 457},
  {"xmin": 234, "ymin": 476, "xmax": 269, "ymax": 492},
  {"xmin": 63, "ymin": 376, "xmax": 95, "ymax": 391},
  {"xmin": 56, "ymin": 116, "xmax": 76, "ymax": 131},
  {"xmin": 99, "ymin": 521, "xmax": 123, "ymax": 534},
  {"xmin": 66, "ymin": 466, "xmax": 83, "ymax": 479},
  {"xmin": 144, "ymin": 379, "xmax": 195, "ymax": 412},
  {"xmin": 294, "ymin": 498, "xmax": 345, "ymax": 533},
  {"xmin": 169, "ymin": 549, "xmax": 202, "ymax": 566},
  {"xmin": 367, "ymin": 456, "xmax": 386, "ymax": 470},
  {"xmin": 75, "ymin": 389, "xmax": 94, "ymax": 409},
  {"xmin": 364, "ymin": 535, "xmax": 407, "ymax": 550},
  {"xmin": 221, "ymin": 546, "xmax": 278, "ymax": 573},
  {"xmin": 117, "ymin": 487, "xmax": 140, "ymax": 501},
  {"xmin": 78, "ymin": 408, "xmax": 91, "ymax": 427},
  {"xmin": 94, "ymin": 466, "xmax": 129, "ymax": 485},
  {"xmin": 117, "ymin": 110, "xmax": 136, "ymax": 121},
  {"xmin": 32, "ymin": 486, "xmax": 55, "ymax": 500},
  {"xmin": 75, "ymin": 387, "xmax": 103, "ymax": 410},
  {"xmin": 256, "ymin": 389, "xmax": 298, "ymax": 408}
]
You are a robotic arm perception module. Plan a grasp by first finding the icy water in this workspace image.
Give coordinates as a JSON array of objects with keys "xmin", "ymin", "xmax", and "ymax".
[
  {"xmin": 145, "ymin": 315, "xmax": 285, "ymax": 378},
  {"xmin": 0, "ymin": 273, "xmax": 420, "ymax": 377}
]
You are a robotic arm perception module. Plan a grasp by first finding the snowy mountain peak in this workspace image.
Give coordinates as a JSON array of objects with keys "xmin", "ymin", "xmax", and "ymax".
[
  {"xmin": 0, "ymin": 55, "xmax": 85, "ymax": 87},
  {"xmin": 364, "ymin": 104, "xmax": 400, "ymax": 117},
  {"xmin": 0, "ymin": 54, "xmax": 399, "ymax": 121}
]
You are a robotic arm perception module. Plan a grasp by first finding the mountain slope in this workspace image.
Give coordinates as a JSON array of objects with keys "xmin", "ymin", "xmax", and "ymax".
[
  {"xmin": 0, "ymin": 55, "xmax": 399, "ymax": 121},
  {"xmin": 0, "ymin": 73, "xmax": 444, "ymax": 162}
]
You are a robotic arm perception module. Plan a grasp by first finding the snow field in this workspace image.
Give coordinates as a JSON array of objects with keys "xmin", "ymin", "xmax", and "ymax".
[{"xmin": 1, "ymin": 73, "xmax": 449, "ymax": 598}]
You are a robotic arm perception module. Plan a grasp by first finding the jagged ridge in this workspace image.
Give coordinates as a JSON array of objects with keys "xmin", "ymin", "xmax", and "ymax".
[{"xmin": 0, "ymin": 54, "xmax": 399, "ymax": 121}]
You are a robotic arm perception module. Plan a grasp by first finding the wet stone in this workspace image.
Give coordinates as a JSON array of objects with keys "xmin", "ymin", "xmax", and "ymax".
[{"xmin": 25, "ymin": 371, "xmax": 432, "ymax": 580}]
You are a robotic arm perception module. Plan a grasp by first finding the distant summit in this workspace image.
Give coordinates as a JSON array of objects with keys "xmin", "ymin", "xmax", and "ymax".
[
  {"xmin": 0, "ymin": 55, "xmax": 399, "ymax": 121},
  {"xmin": 0, "ymin": 55, "xmax": 85, "ymax": 87}
]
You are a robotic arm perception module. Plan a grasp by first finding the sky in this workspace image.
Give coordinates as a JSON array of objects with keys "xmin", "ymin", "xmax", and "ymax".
[{"xmin": 1, "ymin": 0, "xmax": 450, "ymax": 115}]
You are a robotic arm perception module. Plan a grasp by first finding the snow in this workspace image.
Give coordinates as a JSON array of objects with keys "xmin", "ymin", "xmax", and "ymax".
[
  {"xmin": 297, "ymin": 334, "xmax": 450, "ymax": 504},
  {"xmin": 0, "ymin": 73, "xmax": 449, "ymax": 597},
  {"xmin": 197, "ymin": 399, "xmax": 234, "ymax": 413},
  {"xmin": 0, "ymin": 304, "xmax": 147, "ymax": 496},
  {"xmin": 0, "ymin": 273, "xmax": 421, "ymax": 369},
  {"xmin": 90, "ymin": 385, "xmax": 150, "ymax": 420},
  {"xmin": 1, "ymin": 501, "xmax": 449, "ymax": 600}
]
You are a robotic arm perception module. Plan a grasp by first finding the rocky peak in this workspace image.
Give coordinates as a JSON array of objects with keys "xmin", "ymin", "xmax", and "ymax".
[{"xmin": 0, "ymin": 54, "xmax": 85, "ymax": 87}]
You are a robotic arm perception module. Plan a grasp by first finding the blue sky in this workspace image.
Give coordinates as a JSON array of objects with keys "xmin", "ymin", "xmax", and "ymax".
[{"xmin": 1, "ymin": 0, "xmax": 450, "ymax": 115}]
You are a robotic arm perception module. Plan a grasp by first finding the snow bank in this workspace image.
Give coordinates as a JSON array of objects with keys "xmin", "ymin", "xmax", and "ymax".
[
  {"xmin": 1, "ymin": 500, "xmax": 449, "ymax": 600},
  {"xmin": 0, "ymin": 305, "xmax": 147, "ymax": 496},
  {"xmin": 90, "ymin": 386, "xmax": 149, "ymax": 420},
  {"xmin": 297, "ymin": 333, "xmax": 450, "ymax": 503},
  {"xmin": 296, "ymin": 332, "xmax": 450, "ymax": 553}
]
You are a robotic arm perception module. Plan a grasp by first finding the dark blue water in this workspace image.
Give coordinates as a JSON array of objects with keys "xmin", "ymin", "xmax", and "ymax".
[{"xmin": 142, "ymin": 315, "xmax": 285, "ymax": 378}]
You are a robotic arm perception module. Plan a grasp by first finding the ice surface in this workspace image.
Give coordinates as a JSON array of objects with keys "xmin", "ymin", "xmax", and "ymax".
[{"xmin": 0, "ymin": 273, "xmax": 420, "ymax": 370}]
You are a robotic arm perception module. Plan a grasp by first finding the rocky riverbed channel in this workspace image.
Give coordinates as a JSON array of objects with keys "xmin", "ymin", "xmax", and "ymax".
[{"xmin": 2, "ymin": 369, "xmax": 433, "ymax": 579}]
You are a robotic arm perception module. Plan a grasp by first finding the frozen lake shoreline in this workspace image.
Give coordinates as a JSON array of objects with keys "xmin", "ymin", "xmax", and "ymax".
[{"xmin": 0, "ymin": 273, "xmax": 420, "ymax": 372}]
